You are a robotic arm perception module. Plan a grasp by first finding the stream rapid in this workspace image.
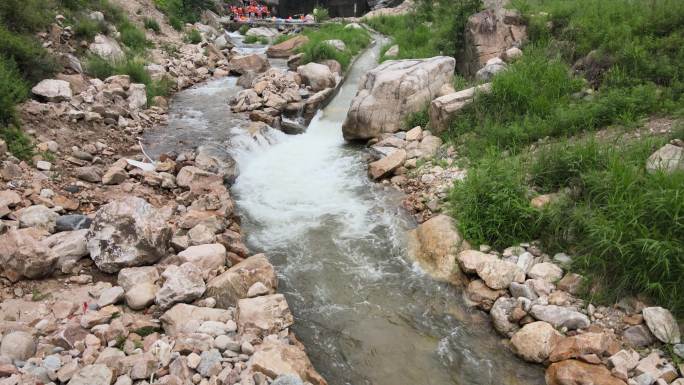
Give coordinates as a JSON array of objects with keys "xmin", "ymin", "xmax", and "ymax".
[{"xmin": 144, "ymin": 32, "xmax": 545, "ymax": 385}]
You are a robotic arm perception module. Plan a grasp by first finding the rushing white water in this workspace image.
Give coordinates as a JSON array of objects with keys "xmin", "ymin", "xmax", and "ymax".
[{"xmin": 146, "ymin": 34, "xmax": 545, "ymax": 385}]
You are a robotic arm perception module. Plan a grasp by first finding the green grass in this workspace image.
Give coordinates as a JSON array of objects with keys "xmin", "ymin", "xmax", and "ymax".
[
  {"xmin": 144, "ymin": 17, "xmax": 161, "ymax": 33},
  {"xmin": 238, "ymin": 24, "xmax": 249, "ymax": 35},
  {"xmin": 296, "ymin": 23, "xmax": 371, "ymax": 70},
  {"xmin": 0, "ymin": 57, "xmax": 28, "ymax": 127},
  {"xmin": 153, "ymin": 0, "xmax": 216, "ymax": 26},
  {"xmin": 437, "ymin": 0, "xmax": 684, "ymax": 315},
  {"xmin": 365, "ymin": 0, "xmax": 482, "ymax": 61},
  {"xmin": 119, "ymin": 20, "xmax": 149, "ymax": 52},
  {"xmin": 186, "ymin": 29, "xmax": 201, "ymax": 44},
  {"xmin": 313, "ymin": 6, "xmax": 330, "ymax": 23},
  {"xmin": 0, "ymin": 26, "xmax": 61, "ymax": 85},
  {"xmin": 244, "ymin": 35, "xmax": 269, "ymax": 45},
  {"xmin": 73, "ymin": 17, "xmax": 109, "ymax": 40}
]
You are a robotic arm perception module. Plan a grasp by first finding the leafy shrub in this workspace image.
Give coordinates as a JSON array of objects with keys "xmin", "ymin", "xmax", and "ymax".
[
  {"xmin": 313, "ymin": 6, "xmax": 330, "ymax": 23},
  {"xmin": 0, "ymin": 26, "xmax": 61, "ymax": 84},
  {"xmin": 186, "ymin": 29, "xmax": 202, "ymax": 44},
  {"xmin": 119, "ymin": 21, "xmax": 149, "ymax": 51},
  {"xmin": 0, "ymin": 0, "xmax": 51, "ymax": 33},
  {"xmin": 144, "ymin": 17, "xmax": 161, "ymax": 33},
  {"xmin": 74, "ymin": 17, "xmax": 109, "ymax": 40},
  {"xmin": 153, "ymin": 0, "xmax": 216, "ymax": 25},
  {"xmin": 238, "ymin": 24, "xmax": 250, "ymax": 35},
  {"xmin": 85, "ymin": 55, "xmax": 115, "ymax": 79},
  {"xmin": 0, "ymin": 57, "xmax": 28, "ymax": 126},
  {"xmin": 1, "ymin": 125, "xmax": 34, "ymax": 160}
]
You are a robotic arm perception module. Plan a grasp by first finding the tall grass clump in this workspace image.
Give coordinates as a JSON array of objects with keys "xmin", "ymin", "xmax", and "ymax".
[
  {"xmin": 186, "ymin": 29, "xmax": 202, "ymax": 44},
  {"xmin": 366, "ymin": 0, "xmax": 482, "ymax": 61},
  {"xmin": 74, "ymin": 17, "xmax": 109, "ymax": 40},
  {"xmin": 153, "ymin": 0, "xmax": 216, "ymax": 25},
  {"xmin": 0, "ymin": 58, "xmax": 28, "ymax": 127},
  {"xmin": 0, "ymin": 0, "xmax": 51, "ymax": 34},
  {"xmin": 119, "ymin": 21, "xmax": 149, "ymax": 51},
  {"xmin": 297, "ymin": 23, "xmax": 371, "ymax": 70},
  {"xmin": 449, "ymin": 152, "xmax": 540, "ymax": 248},
  {"xmin": 144, "ymin": 17, "xmax": 161, "ymax": 33}
]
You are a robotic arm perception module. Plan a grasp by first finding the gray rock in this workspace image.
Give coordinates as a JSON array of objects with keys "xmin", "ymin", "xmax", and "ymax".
[
  {"xmin": 475, "ymin": 57, "xmax": 508, "ymax": 81},
  {"xmin": 155, "ymin": 263, "xmax": 206, "ymax": 310},
  {"xmin": 16, "ymin": 205, "xmax": 58, "ymax": 233},
  {"xmin": 87, "ymin": 197, "xmax": 171, "ymax": 273},
  {"xmin": 56, "ymin": 215, "xmax": 92, "ymax": 232},
  {"xmin": 529, "ymin": 305, "xmax": 590, "ymax": 330},
  {"xmin": 31, "ymin": 79, "xmax": 72, "ymax": 102},
  {"xmin": 0, "ymin": 331, "xmax": 36, "ymax": 361},
  {"xmin": 491, "ymin": 297, "xmax": 520, "ymax": 337},
  {"xmin": 623, "ymin": 324, "xmax": 657, "ymax": 348},
  {"xmin": 68, "ymin": 364, "xmax": 113, "ymax": 385},
  {"xmin": 509, "ymin": 281, "xmax": 538, "ymax": 300},
  {"xmin": 642, "ymin": 306, "xmax": 681, "ymax": 344},
  {"xmin": 75, "ymin": 166, "xmax": 103, "ymax": 183},
  {"xmin": 89, "ymin": 34, "xmax": 125, "ymax": 61},
  {"xmin": 97, "ymin": 286, "xmax": 124, "ymax": 307},
  {"xmin": 646, "ymin": 144, "xmax": 683, "ymax": 174},
  {"xmin": 42, "ymin": 229, "xmax": 89, "ymax": 273},
  {"xmin": 195, "ymin": 145, "xmax": 239, "ymax": 185},
  {"xmin": 272, "ymin": 375, "xmax": 305, "ymax": 385},
  {"xmin": 197, "ymin": 349, "xmax": 222, "ymax": 377}
]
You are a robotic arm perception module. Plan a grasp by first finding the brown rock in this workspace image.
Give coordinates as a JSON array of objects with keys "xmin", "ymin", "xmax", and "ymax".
[
  {"xmin": 466, "ymin": 279, "xmax": 506, "ymax": 310},
  {"xmin": 549, "ymin": 333, "xmax": 614, "ymax": 362},
  {"xmin": 266, "ymin": 35, "xmax": 309, "ymax": 58},
  {"xmin": 236, "ymin": 294, "xmax": 293, "ymax": 336},
  {"xmin": 406, "ymin": 214, "xmax": 470, "ymax": 285},
  {"xmin": 368, "ymin": 149, "xmax": 406, "ymax": 180},
  {"xmin": 250, "ymin": 338, "xmax": 327, "ymax": 385},
  {"xmin": 511, "ymin": 321, "xmax": 563, "ymax": 363},
  {"xmin": 545, "ymin": 360, "xmax": 627, "ymax": 385},
  {"xmin": 206, "ymin": 254, "xmax": 277, "ymax": 308}
]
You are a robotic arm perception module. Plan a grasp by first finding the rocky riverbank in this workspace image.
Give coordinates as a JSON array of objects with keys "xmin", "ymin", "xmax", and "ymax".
[
  {"xmin": 0, "ymin": 3, "xmax": 332, "ymax": 385},
  {"xmin": 346, "ymin": 3, "xmax": 684, "ymax": 385}
]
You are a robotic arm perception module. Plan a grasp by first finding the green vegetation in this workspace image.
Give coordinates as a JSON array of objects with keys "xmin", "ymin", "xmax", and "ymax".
[
  {"xmin": 296, "ymin": 23, "xmax": 371, "ymax": 70},
  {"xmin": 153, "ymin": 0, "xmax": 216, "ymax": 26},
  {"xmin": 313, "ymin": 6, "xmax": 330, "ymax": 23},
  {"xmin": 74, "ymin": 17, "xmax": 109, "ymax": 40},
  {"xmin": 144, "ymin": 17, "xmax": 161, "ymax": 33},
  {"xmin": 85, "ymin": 55, "xmax": 172, "ymax": 105},
  {"xmin": 119, "ymin": 20, "xmax": 150, "ymax": 52},
  {"xmin": 366, "ymin": 0, "xmax": 481, "ymax": 61},
  {"xmin": 238, "ymin": 24, "xmax": 250, "ymax": 35},
  {"xmin": 423, "ymin": 0, "xmax": 684, "ymax": 314},
  {"xmin": 186, "ymin": 28, "xmax": 202, "ymax": 44},
  {"xmin": 244, "ymin": 35, "xmax": 269, "ymax": 45}
]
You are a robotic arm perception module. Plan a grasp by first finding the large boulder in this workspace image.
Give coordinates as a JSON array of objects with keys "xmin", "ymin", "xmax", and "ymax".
[
  {"xmin": 206, "ymin": 254, "xmax": 277, "ymax": 308},
  {"xmin": 89, "ymin": 34, "xmax": 125, "ymax": 61},
  {"xmin": 31, "ymin": 79, "xmax": 73, "ymax": 103},
  {"xmin": 545, "ymin": 360, "xmax": 627, "ymax": 385},
  {"xmin": 406, "ymin": 214, "xmax": 470, "ymax": 285},
  {"xmin": 267, "ymin": 35, "xmax": 310, "ymax": 58},
  {"xmin": 342, "ymin": 57, "xmax": 455, "ymax": 140},
  {"xmin": 246, "ymin": 27, "xmax": 279, "ymax": 41},
  {"xmin": 0, "ymin": 331, "xmax": 36, "ymax": 361},
  {"xmin": 428, "ymin": 83, "xmax": 491, "ymax": 134},
  {"xmin": 250, "ymin": 338, "xmax": 327, "ymax": 385},
  {"xmin": 457, "ymin": 7, "xmax": 527, "ymax": 77},
  {"xmin": 229, "ymin": 54, "xmax": 270, "ymax": 75},
  {"xmin": 510, "ymin": 321, "xmax": 562, "ymax": 363},
  {"xmin": 646, "ymin": 144, "xmax": 683, "ymax": 174},
  {"xmin": 86, "ymin": 198, "xmax": 171, "ymax": 273},
  {"xmin": 642, "ymin": 306, "xmax": 681, "ymax": 344},
  {"xmin": 297, "ymin": 63, "xmax": 336, "ymax": 92},
  {"xmin": 0, "ymin": 228, "xmax": 57, "ymax": 281},
  {"xmin": 236, "ymin": 294, "xmax": 293, "ymax": 336}
]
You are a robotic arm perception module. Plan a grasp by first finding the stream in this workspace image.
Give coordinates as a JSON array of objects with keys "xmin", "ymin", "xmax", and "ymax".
[{"xmin": 144, "ymin": 33, "xmax": 545, "ymax": 385}]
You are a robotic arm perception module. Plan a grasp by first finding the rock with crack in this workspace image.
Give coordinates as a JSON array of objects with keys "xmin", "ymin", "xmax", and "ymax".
[
  {"xmin": 249, "ymin": 337, "xmax": 327, "ymax": 385},
  {"xmin": 155, "ymin": 263, "xmax": 206, "ymax": 310},
  {"xmin": 237, "ymin": 294, "xmax": 294, "ymax": 336},
  {"xmin": 87, "ymin": 197, "xmax": 171, "ymax": 273},
  {"xmin": 206, "ymin": 254, "xmax": 277, "ymax": 308},
  {"xmin": 343, "ymin": 57, "xmax": 455, "ymax": 140},
  {"xmin": 42, "ymin": 229, "xmax": 89, "ymax": 273}
]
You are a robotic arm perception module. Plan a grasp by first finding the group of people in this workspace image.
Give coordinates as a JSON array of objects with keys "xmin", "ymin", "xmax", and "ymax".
[{"xmin": 229, "ymin": 0, "xmax": 271, "ymax": 20}]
